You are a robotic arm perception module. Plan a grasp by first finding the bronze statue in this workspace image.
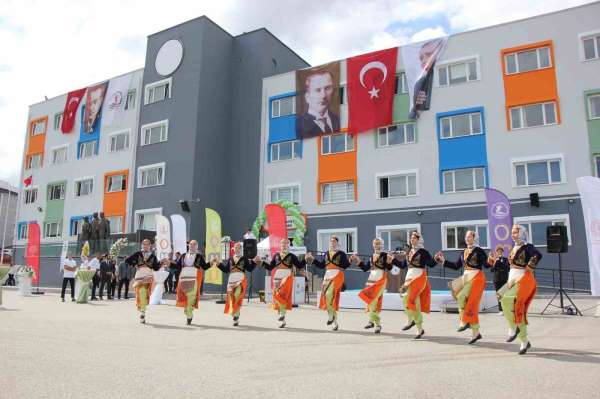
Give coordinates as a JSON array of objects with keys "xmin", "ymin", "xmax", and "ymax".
[
  {"xmin": 91, "ymin": 212, "xmax": 101, "ymax": 254},
  {"xmin": 99, "ymin": 212, "xmax": 111, "ymax": 252}
]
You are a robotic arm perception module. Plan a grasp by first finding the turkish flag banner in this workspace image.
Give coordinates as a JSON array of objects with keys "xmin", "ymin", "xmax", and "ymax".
[
  {"xmin": 347, "ymin": 47, "xmax": 398, "ymax": 134},
  {"xmin": 61, "ymin": 87, "xmax": 86, "ymax": 134}
]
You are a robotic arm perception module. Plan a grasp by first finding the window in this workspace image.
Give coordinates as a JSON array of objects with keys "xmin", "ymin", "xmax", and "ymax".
[
  {"xmin": 317, "ymin": 228, "xmax": 357, "ymax": 253},
  {"xmin": 395, "ymin": 72, "xmax": 408, "ymax": 94},
  {"xmin": 48, "ymin": 183, "xmax": 65, "ymax": 200},
  {"xmin": 505, "ymin": 47, "xmax": 551, "ymax": 74},
  {"xmin": 51, "ymin": 146, "xmax": 68, "ymax": 165},
  {"xmin": 514, "ymin": 215, "xmax": 571, "ymax": 246},
  {"xmin": 141, "ymin": 120, "xmax": 168, "ymax": 146},
  {"xmin": 144, "ymin": 78, "xmax": 171, "ymax": 104},
  {"xmin": 443, "ymin": 221, "xmax": 489, "ymax": 250},
  {"xmin": 510, "ymin": 102, "xmax": 557, "ymax": 129},
  {"xmin": 54, "ymin": 112, "xmax": 63, "ymax": 130},
  {"xmin": 79, "ymin": 141, "xmax": 97, "ymax": 158},
  {"xmin": 271, "ymin": 96, "xmax": 295, "ymax": 117},
  {"xmin": 582, "ymin": 33, "xmax": 600, "ymax": 61},
  {"xmin": 321, "ymin": 181, "xmax": 354, "ymax": 203},
  {"xmin": 595, "ymin": 155, "xmax": 600, "ymax": 177},
  {"xmin": 443, "ymin": 168, "xmax": 485, "ymax": 193},
  {"xmin": 269, "ymin": 185, "xmax": 300, "ymax": 204},
  {"xmin": 138, "ymin": 163, "xmax": 165, "ymax": 188},
  {"xmin": 70, "ymin": 218, "xmax": 86, "ymax": 237},
  {"xmin": 513, "ymin": 156, "xmax": 564, "ymax": 187},
  {"xmin": 109, "ymin": 131, "xmax": 129, "ymax": 152},
  {"xmin": 106, "ymin": 216, "xmax": 123, "ymax": 234},
  {"xmin": 378, "ymin": 123, "xmax": 416, "ymax": 147},
  {"xmin": 30, "ymin": 119, "xmax": 46, "ymax": 136},
  {"xmin": 321, "ymin": 133, "xmax": 354, "ymax": 155},
  {"xmin": 74, "ymin": 178, "xmax": 93, "ymax": 197},
  {"xmin": 135, "ymin": 209, "xmax": 162, "ymax": 231},
  {"xmin": 376, "ymin": 225, "xmax": 420, "ymax": 252},
  {"xmin": 438, "ymin": 59, "xmax": 478, "ymax": 86},
  {"xmin": 107, "ymin": 174, "xmax": 127, "ymax": 192},
  {"xmin": 440, "ymin": 112, "xmax": 482, "ymax": 138},
  {"xmin": 24, "ymin": 188, "xmax": 38, "ymax": 204},
  {"xmin": 125, "ymin": 89, "xmax": 137, "ymax": 110},
  {"xmin": 378, "ymin": 171, "xmax": 418, "ymax": 198},
  {"xmin": 18, "ymin": 223, "xmax": 28, "ymax": 240},
  {"xmin": 26, "ymin": 154, "xmax": 42, "ymax": 170},
  {"xmin": 271, "ymin": 140, "xmax": 300, "ymax": 162},
  {"xmin": 339, "ymin": 86, "xmax": 348, "ymax": 105},
  {"xmin": 588, "ymin": 94, "xmax": 600, "ymax": 119},
  {"xmin": 44, "ymin": 222, "xmax": 62, "ymax": 238}
]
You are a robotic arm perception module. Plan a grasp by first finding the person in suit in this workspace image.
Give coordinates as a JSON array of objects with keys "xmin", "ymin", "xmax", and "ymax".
[
  {"xmin": 409, "ymin": 38, "xmax": 446, "ymax": 119},
  {"xmin": 490, "ymin": 245, "xmax": 510, "ymax": 313},
  {"xmin": 296, "ymin": 70, "xmax": 340, "ymax": 137}
]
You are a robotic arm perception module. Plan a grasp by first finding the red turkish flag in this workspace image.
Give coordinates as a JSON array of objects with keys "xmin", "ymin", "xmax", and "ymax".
[
  {"xmin": 23, "ymin": 175, "xmax": 32, "ymax": 187},
  {"xmin": 61, "ymin": 87, "xmax": 86, "ymax": 133},
  {"xmin": 347, "ymin": 47, "xmax": 398, "ymax": 133}
]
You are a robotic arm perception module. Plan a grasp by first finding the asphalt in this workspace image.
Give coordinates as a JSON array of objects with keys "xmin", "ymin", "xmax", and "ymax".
[{"xmin": 1, "ymin": 289, "xmax": 600, "ymax": 399}]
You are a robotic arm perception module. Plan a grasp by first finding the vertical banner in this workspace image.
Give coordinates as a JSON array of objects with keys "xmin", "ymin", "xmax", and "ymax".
[
  {"xmin": 83, "ymin": 82, "xmax": 108, "ymax": 133},
  {"xmin": 204, "ymin": 208, "xmax": 223, "ymax": 285},
  {"xmin": 401, "ymin": 37, "xmax": 447, "ymax": 119},
  {"xmin": 154, "ymin": 215, "xmax": 172, "ymax": 261},
  {"xmin": 576, "ymin": 176, "xmax": 600, "ymax": 296},
  {"xmin": 347, "ymin": 47, "xmax": 398, "ymax": 134},
  {"xmin": 103, "ymin": 74, "xmax": 132, "ymax": 128},
  {"xmin": 61, "ymin": 87, "xmax": 86, "ymax": 134},
  {"xmin": 485, "ymin": 188, "xmax": 513, "ymax": 253},
  {"xmin": 265, "ymin": 204, "xmax": 288, "ymax": 257},
  {"xmin": 295, "ymin": 61, "xmax": 341, "ymax": 138},
  {"xmin": 170, "ymin": 214, "xmax": 187, "ymax": 255},
  {"xmin": 25, "ymin": 222, "xmax": 40, "ymax": 284}
]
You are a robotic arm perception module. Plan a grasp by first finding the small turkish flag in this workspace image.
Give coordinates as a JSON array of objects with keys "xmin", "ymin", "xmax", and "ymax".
[
  {"xmin": 23, "ymin": 175, "xmax": 32, "ymax": 187},
  {"xmin": 61, "ymin": 87, "xmax": 87, "ymax": 134},
  {"xmin": 347, "ymin": 47, "xmax": 398, "ymax": 133}
]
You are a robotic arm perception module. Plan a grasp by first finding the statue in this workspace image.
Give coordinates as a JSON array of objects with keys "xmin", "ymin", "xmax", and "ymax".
[
  {"xmin": 91, "ymin": 212, "xmax": 101, "ymax": 254},
  {"xmin": 99, "ymin": 212, "xmax": 111, "ymax": 253},
  {"xmin": 80, "ymin": 216, "xmax": 92, "ymax": 251}
]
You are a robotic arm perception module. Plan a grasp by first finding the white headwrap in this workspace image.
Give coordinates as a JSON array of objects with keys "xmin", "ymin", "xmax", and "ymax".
[
  {"xmin": 513, "ymin": 224, "xmax": 529, "ymax": 245},
  {"xmin": 465, "ymin": 230, "xmax": 480, "ymax": 248},
  {"xmin": 411, "ymin": 231, "xmax": 424, "ymax": 249},
  {"xmin": 373, "ymin": 237, "xmax": 385, "ymax": 253}
]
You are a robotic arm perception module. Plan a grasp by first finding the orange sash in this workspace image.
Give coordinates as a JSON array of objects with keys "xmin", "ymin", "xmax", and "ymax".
[
  {"xmin": 515, "ymin": 270, "xmax": 537, "ymax": 324},
  {"xmin": 406, "ymin": 272, "xmax": 430, "ymax": 313},
  {"xmin": 319, "ymin": 269, "xmax": 345, "ymax": 311},
  {"xmin": 273, "ymin": 272, "xmax": 294, "ymax": 311},
  {"xmin": 358, "ymin": 273, "xmax": 387, "ymax": 312},
  {"xmin": 224, "ymin": 275, "xmax": 247, "ymax": 315},
  {"xmin": 176, "ymin": 269, "xmax": 202, "ymax": 309},
  {"xmin": 461, "ymin": 271, "xmax": 485, "ymax": 324},
  {"xmin": 135, "ymin": 281, "xmax": 152, "ymax": 311}
]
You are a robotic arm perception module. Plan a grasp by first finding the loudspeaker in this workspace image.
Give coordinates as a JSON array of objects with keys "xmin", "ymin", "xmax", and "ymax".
[
  {"xmin": 529, "ymin": 193, "xmax": 540, "ymax": 207},
  {"xmin": 179, "ymin": 200, "xmax": 190, "ymax": 212},
  {"xmin": 243, "ymin": 239, "xmax": 257, "ymax": 259},
  {"xmin": 547, "ymin": 225, "xmax": 568, "ymax": 253}
]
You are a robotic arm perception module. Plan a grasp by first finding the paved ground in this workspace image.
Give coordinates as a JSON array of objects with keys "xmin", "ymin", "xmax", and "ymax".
[{"xmin": 1, "ymin": 289, "xmax": 600, "ymax": 399}]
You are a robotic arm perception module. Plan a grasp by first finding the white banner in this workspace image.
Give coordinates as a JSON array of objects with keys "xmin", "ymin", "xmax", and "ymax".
[
  {"xmin": 577, "ymin": 177, "xmax": 600, "ymax": 296},
  {"xmin": 170, "ymin": 214, "xmax": 187, "ymax": 255},
  {"xmin": 102, "ymin": 74, "xmax": 132, "ymax": 127},
  {"xmin": 154, "ymin": 215, "xmax": 172, "ymax": 261}
]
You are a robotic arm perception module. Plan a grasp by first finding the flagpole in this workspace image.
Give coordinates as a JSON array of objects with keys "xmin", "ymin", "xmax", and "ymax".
[
  {"xmin": 0, "ymin": 193, "xmax": 4, "ymax": 263},
  {"xmin": 1, "ymin": 184, "xmax": 13, "ymax": 261}
]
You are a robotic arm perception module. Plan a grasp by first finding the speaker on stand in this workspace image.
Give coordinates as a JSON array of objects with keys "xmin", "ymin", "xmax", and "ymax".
[{"xmin": 243, "ymin": 239, "xmax": 257, "ymax": 302}]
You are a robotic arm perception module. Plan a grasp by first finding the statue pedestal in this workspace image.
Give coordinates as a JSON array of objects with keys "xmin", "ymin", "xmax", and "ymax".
[
  {"xmin": 0, "ymin": 266, "xmax": 10, "ymax": 306},
  {"xmin": 150, "ymin": 270, "xmax": 170, "ymax": 305},
  {"xmin": 18, "ymin": 276, "xmax": 32, "ymax": 296}
]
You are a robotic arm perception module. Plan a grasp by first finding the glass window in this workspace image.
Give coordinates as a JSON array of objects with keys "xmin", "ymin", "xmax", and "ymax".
[
  {"xmin": 595, "ymin": 155, "xmax": 600, "ymax": 177},
  {"xmin": 318, "ymin": 231, "xmax": 356, "ymax": 253},
  {"xmin": 443, "ymin": 168, "xmax": 486, "ymax": 193},
  {"xmin": 445, "ymin": 224, "xmax": 488, "ymax": 249},
  {"xmin": 54, "ymin": 113, "xmax": 63, "ymax": 130},
  {"xmin": 322, "ymin": 133, "xmax": 353, "ymax": 154},
  {"xmin": 24, "ymin": 189, "xmax": 38, "ymax": 204},
  {"xmin": 110, "ymin": 133, "xmax": 129, "ymax": 152},
  {"xmin": 125, "ymin": 90, "xmax": 136, "ymax": 110},
  {"xmin": 139, "ymin": 166, "xmax": 164, "ymax": 187},
  {"xmin": 524, "ymin": 104, "xmax": 544, "ymax": 127},
  {"xmin": 44, "ymin": 222, "xmax": 62, "ymax": 238},
  {"xmin": 438, "ymin": 67, "xmax": 448, "ymax": 86},
  {"xmin": 449, "ymin": 63, "xmax": 467, "ymax": 84},
  {"xmin": 440, "ymin": 112, "xmax": 482, "ymax": 138},
  {"xmin": 506, "ymin": 54, "xmax": 517, "ymax": 74},
  {"xmin": 107, "ymin": 174, "xmax": 126, "ymax": 192},
  {"xmin": 106, "ymin": 216, "xmax": 123, "ymax": 234},
  {"xmin": 321, "ymin": 181, "xmax": 354, "ymax": 203},
  {"xmin": 146, "ymin": 80, "xmax": 171, "ymax": 104},
  {"xmin": 142, "ymin": 123, "xmax": 167, "ymax": 145},
  {"xmin": 510, "ymin": 108, "xmax": 522, "ymax": 129},
  {"xmin": 79, "ymin": 141, "xmax": 97, "ymax": 158},
  {"xmin": 75, "ymin": 179, "xmax": 93, "ymax": 197},
  {"xmin": 269, "ymin": 186, "xmax": 300, "ymax": 204},
  {"xmin": 48, "ymin": 183, "xmax": 65, "ymax": 200},
  {"xmin": 589, "ymin": 95, "xmax": 600, "ymax": 119},
  {"xmin": 514, "ymin": 158, "xmax": 563, "ymax": 186},
  {"xmin": 52, "ymin": 147, "xmax": 68, "ymax": 165}
]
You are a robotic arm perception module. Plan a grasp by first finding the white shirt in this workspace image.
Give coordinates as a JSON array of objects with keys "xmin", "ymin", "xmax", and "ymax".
[
  {"xmin": 308, "ymin": 109, "xmax": 333, "ymax": 132},
  {"xmin": 87, "ymin": 258, "xmax": 100, "ymax": 271},
  {"xmin": 62, "ymin": 257, "xmax": 78, "ymax": 278}
]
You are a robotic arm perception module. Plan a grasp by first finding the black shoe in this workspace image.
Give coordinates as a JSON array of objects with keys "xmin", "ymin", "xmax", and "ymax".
[
  {"xmin": 468, "ymin": 333, "xmax": 482, "ymax": 345},
  {"xmin": 364, "ymin": 322, "xmax": 375, "ymax": 329},
  {"xmin": 518, "ymin": 342, "xmax": 531, "ymax": 355},
  {"xmin": 332, "ymin": 320, "xmax": 339, "ymax": 331},
  {"xmin": 140, "ymin": 314, "xmax": 146, "ymax": 324},
  {"xmin": 374, "ymin": 325, "xmax": 381, "ymax": 334},
  {"xmin": 507, "ymin": 327, "xmax": 520, "ymax": 343},
  {"xmin": 186, "ymin": 318, "xmax": 192, "ymax": 326},
  {"xmin": 414, "ymin": 329, "xmax": 425, "ymax": 339},
  {"xmin": 327, "ymin": 318, "xmax": 334, "ymax": 326},
  {"xmin": 61, "ymin": 298, "xmax": 65, "ymax": 302},
  {"xmin": 71, "ymin": 298, "xmax": 75, "ymax": 302},
  {"xmin": 278, "ymin": 315, "xmax": 285, "ymax": 322},
  {"xmin": 233, "ymin": 316, "xmax": 239, "ymax": 321},
  {"xmin": 279, "ymin": 321, "xmax": 286, "ymax": 328},
  {"xmin": 99, "ymin": 297, "xmax": 103, "ymax": 300},
  {"xmin": 233, "ymin": 320, "xmax": 239, "ymax": 327},
  {"xmin": 457, "ymin": 323, "xmax": 471, "ymax": 332},
  {"xmin": 402, "ymin": 320, "xmax": 416, "ymax": 331}
]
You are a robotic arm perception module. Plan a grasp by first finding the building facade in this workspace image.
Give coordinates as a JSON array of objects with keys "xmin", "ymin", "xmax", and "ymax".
[
  {"xmin": 259, "ymin": 3, "xmax": 600, "ymax": 290},
  {"xmin": 0, "ymin": 180, "xmax": 18, "ymax": 259}
]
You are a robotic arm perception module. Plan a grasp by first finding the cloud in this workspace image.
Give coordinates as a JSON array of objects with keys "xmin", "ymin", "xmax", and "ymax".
[{"xmin": 0, "ymin": 0, "xmax": 595, "ymax": 186}]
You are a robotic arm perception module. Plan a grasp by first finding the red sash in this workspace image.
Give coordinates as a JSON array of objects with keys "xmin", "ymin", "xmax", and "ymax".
[
  {"xmin": 461, "ymin": 271, "xmax": 485, "ymax": 324},
  {"xmin": 358, "ymin": 273, "xmax": 387, "ymax": 312},
  {"xmin": 515, "ymin": 270, "xmax": 537, "ymax": 324},
  {"xmin": 406, "ymin": 272, "xmax": 430, "ymax": 314}
]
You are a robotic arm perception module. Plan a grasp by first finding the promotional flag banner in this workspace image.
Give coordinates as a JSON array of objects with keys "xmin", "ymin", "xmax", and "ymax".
[
  {"xmin": 265, "ymin": 204, "xmax": 288, "ymax": 256},
  {"xmin": 576, "ymin": 176, "xmax": 600, "ymax": 296},
  {"xmin": 401, "ymin": 37, "xmax": 448, "ymax": 119},
  {"xmin": 485, "ymin": 188, "xmax": 513, "ymax": 253},
  {"xmin": 347, "ymin": 47, "xmax": 398, "ymax": 133},
  {"xmin": 25, "ymin": 222, "xmax": 40, "ymax": 284},
  {"xmin": 204, "ymin": 208, "xmax": 223, "ymax": 285},
  {"xmin": 295, "ymin": 61, "xmax": 341, "ymax": 138},
  {"xmin": 170, "ymin": 214, "xmax": 187, "ymax": 255},
  {"xmin": 154, "ymin": 215, "xmax": 172, "ymax": 261},
  {"xmin": 103, "ymin": 74, "xmax": 132, "ymax": 127},
  {"xmin": 83, "ymin": 82, "xmax": 108, "ymax": 133},
  {"xmin": 61, "ymin": 87, "xmax": 86, "ymax": 133}
]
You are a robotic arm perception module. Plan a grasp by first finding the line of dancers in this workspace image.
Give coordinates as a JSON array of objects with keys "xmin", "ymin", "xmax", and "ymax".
[{"xmin": 125, "ymin": 224, "xmax": 541, "ymax": 355}]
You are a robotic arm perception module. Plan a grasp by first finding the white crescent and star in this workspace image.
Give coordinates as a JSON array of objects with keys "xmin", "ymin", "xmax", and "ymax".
[{"xmin": 359, "ymin": 61, "xmax": 388, "ymax": 99}]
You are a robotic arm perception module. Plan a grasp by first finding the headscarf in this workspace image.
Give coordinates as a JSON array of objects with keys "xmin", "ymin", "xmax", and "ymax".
[
  {"xmin": 465, "ymin": 230, "xmax": 480, "ymax": 248},
  {"xmin": 513, "ymin": 224, "xmax": 528, "ymax": 245},
  {"xmin": 410, "ymin": 231, "xmax": 424, "ymax": 249},
  {"xmin": 373, "ymin": 237, "xmax": 384, "ymax": 254}
]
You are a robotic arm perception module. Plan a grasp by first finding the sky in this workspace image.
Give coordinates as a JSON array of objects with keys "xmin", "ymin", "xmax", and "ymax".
[{"xmin": 0, "ymin": 0, "xmax": 595, "ymax": 187}]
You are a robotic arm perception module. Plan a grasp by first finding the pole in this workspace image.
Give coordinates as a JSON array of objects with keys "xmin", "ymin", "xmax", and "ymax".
[
  {"xmin": 0, "ymin": 193, "xmax": 4, "ymax": 263},
  {"xmin": 558, "ymin": 253, "xmax": 564, "ymax": 310},
  {"xmin": 1, "ymin": 185, "xmax": 12, "ymax": 260}
]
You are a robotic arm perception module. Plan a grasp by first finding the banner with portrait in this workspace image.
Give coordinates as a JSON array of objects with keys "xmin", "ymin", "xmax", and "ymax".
[
  {"xmin": 295, "ymin": 61, "xmax": 341, "ymax": 138},
  {"xmin": 83, "ymin": 82, "xmax": 108, "ymax": 133}
]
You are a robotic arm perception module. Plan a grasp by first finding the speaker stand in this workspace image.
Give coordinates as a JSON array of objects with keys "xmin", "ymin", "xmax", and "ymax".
[{"xmin": 541, "ymin": 253, "xmax": 582, "ymax": 316}]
